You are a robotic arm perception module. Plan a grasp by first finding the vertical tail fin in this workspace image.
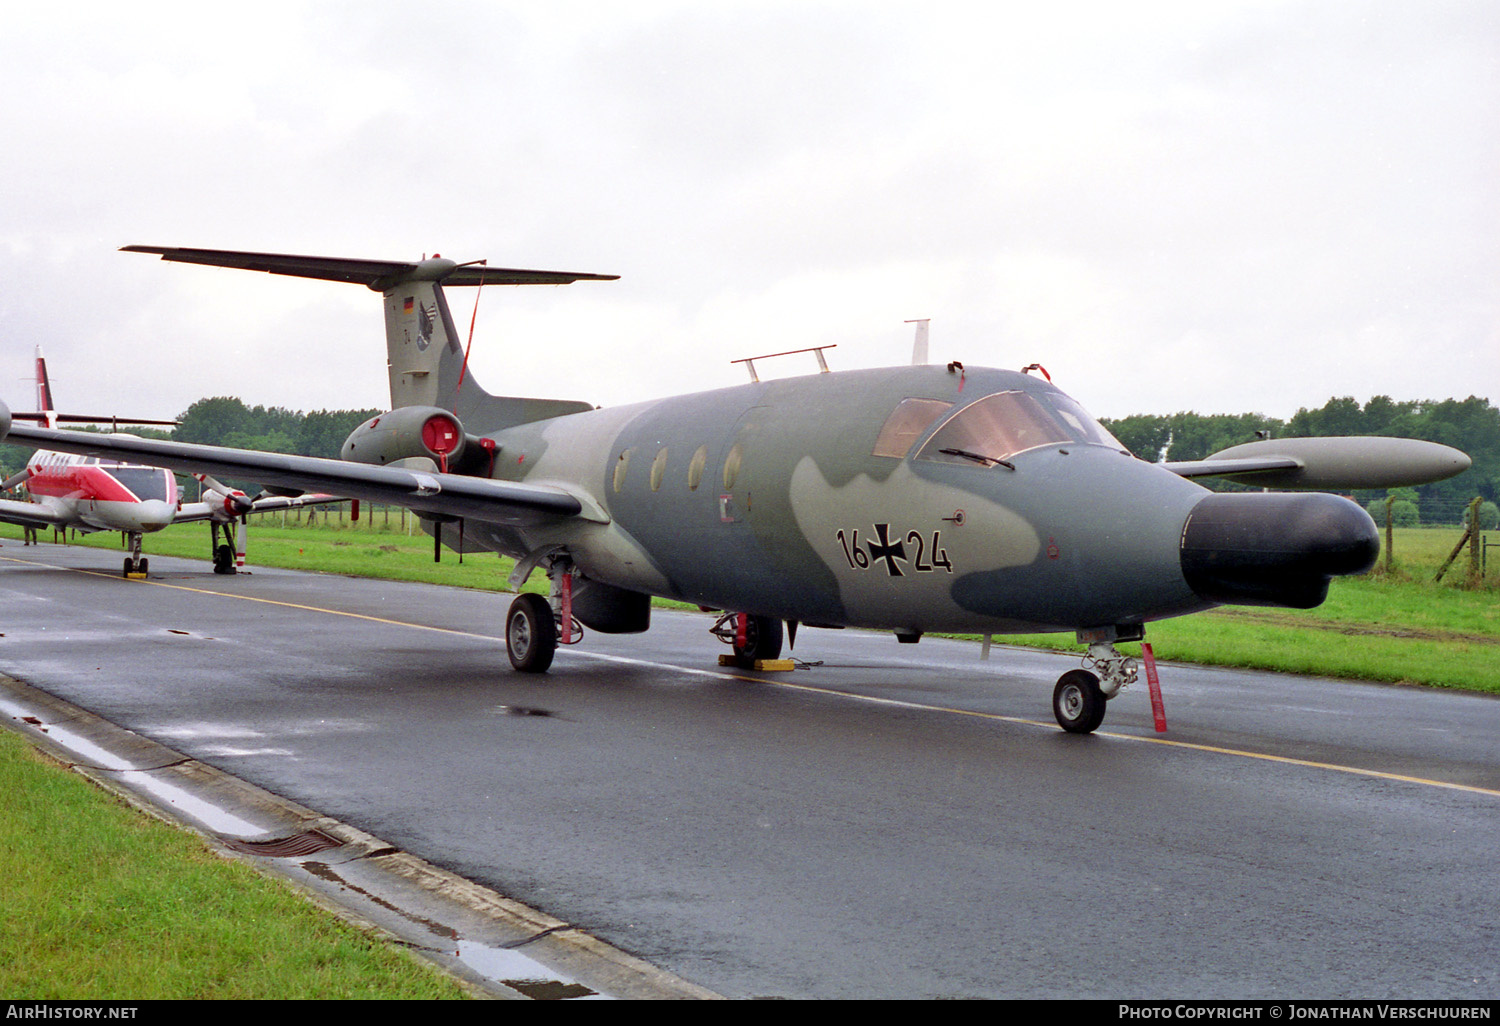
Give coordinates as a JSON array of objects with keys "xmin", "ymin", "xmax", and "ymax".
[
  {"xmin": 381, "ymin": 271, "xmax": 489, "ymax": 415},
  {"xmin": 34, "ymin": 345, "xmax": 56, "ymax": 428},
  {"xmin": 122, "ymin": 246, "xmax": 616, "ymax": 432},
  {"xmin": 17, "ymin": 346, "xmax": 174, "ymax": 431}
]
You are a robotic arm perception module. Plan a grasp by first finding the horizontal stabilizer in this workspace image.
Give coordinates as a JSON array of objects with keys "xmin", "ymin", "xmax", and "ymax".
[
  {"xmin": 121, "ymin": 246, "xmax": 618, "ymax": 291},
  {"xmin": 10, "ymin": 412, "xmax": 177, "ymax": 427},
  {"xmin": 1163, "ymin": 436, "xmax": 1470, "ymax": 490}
]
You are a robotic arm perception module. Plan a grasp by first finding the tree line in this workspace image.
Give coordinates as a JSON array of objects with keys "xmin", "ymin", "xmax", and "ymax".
[{"xmin": 167, "ymin": 396, "xmax": 381, "ymax": 459}]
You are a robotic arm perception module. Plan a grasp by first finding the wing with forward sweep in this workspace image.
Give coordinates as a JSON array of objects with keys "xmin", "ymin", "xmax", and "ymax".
[
  {"xmin": 2, "ymin": 424, "xmax": 594, "ymax": 527},
  {"xmin": 1162, "ymin": 436, "xmax": 1471, "ymax": 490}
]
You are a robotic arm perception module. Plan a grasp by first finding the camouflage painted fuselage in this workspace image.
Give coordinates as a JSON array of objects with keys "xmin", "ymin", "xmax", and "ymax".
[{"xmin": 474, "ymin": 364, "xmax": 1213, "ymax": 635}]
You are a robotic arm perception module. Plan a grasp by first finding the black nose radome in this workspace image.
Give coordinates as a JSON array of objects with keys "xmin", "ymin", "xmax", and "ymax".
[{"xmin": 1180, "ymin": 492, "xmax": 1379, "ymax": 609}]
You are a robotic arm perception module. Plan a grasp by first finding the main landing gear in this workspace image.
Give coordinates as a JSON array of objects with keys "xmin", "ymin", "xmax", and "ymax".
[
  {"xmin": 710, "ymin": 612, "xmax": 784, "ymax": 668},
  {"xmin": 504, "ymin": 559, "xmax": 584, "ymax": 673},
  {"xmin": 501, "ymin": 557, "xmax": 787, "ymax": 675},
  {"xmin": 1052, "ymin": 631, "xmax": 1141, "ymax": 734},
  {"xmin": 210, "ymin": 519, "xmax": 245, "ymax": 574},
  {"xmin": 506, "ymin": 592, "xmax": 557, "ymax": 672}
]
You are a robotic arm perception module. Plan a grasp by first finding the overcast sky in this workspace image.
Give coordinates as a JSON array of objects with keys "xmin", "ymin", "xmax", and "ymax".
[{"xmin": 1, "ymin": 0, "xmax": 1494, "ymax": 427}]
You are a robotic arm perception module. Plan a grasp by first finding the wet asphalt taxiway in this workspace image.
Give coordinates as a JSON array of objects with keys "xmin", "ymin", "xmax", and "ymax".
[{"xmin": 1, "ymin": 542, "xmax": 1497, "ymax": 999}]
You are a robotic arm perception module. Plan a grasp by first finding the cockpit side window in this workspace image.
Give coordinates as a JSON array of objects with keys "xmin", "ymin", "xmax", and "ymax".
[
  {"xmin": 916, "ymin": 390, "xmax": 1121, "ymax": 465},
  {"xmin": 872, "ymin": 398, "xmax": 953, "ymax": 458},
  {"xmin": 1046, "ymin": 392, "xmax": 1128, "ymax": 452}
]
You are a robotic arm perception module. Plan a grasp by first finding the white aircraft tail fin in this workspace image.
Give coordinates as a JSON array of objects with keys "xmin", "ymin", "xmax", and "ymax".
[{"xmin": 121, "ymin": 246, "xmax": 617, "ymax": 432}]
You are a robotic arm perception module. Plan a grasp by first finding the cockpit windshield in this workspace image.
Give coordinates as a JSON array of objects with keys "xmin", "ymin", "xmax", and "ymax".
[
  {"xmin": 915, "ymin": 390, "xmax": 1125, "ymax": 466},
  {"xmin": 107, "ymin": 467, "xmax": 174, "ymax": 503}
]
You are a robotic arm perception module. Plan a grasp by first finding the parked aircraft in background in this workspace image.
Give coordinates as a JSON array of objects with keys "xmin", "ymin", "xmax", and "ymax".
[
  {"xmin": 0, "ymin": 346, "xmax": 341, "ymax": 576},
  {"xmin": 0, "ymin": 246, "xmax": 1470, "ymax": 731}
]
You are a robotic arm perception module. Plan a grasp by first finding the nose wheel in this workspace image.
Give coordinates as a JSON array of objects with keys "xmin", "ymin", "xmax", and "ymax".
[
  {"xmin": 1052, "ymin": 670, "xmax": 1106, "ymax": 733},
  {"xmin": 121, "ymin": 533, "xmax": 147, "ymax": 577}
]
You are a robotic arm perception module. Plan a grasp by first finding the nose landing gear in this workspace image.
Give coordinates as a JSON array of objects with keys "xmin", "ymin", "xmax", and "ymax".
[
  {"xmin": 122, "ymin": 532, "xmax": 147, "ymax": 577},
  {"xmin": 1052, "ymin": 629, "xmax": 1142, "ymax": 734}
]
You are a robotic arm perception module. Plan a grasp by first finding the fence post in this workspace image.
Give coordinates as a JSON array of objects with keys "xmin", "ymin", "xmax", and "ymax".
[
  {"xmin": 1383, "ymin": 496, "xmax": 1394, "ymax": 574},
  {"xmin": 1468, "ymin": 497, "xmax": 1483, "ymax": 586},
  {"xmin": 1435, "ymin": 497, "xmax": 1483, "ymax": 584}
]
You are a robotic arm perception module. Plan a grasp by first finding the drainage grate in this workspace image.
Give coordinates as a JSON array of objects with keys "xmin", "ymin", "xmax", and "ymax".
[
  {"xmin": 223, "ymin": 828, "xmax": 343, "ymax": 858},
  {"xmin": 505, "ymin": 980, "xmax": 596, "ymax": 1001}
]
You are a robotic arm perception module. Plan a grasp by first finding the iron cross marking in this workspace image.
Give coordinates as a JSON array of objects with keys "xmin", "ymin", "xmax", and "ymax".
[{"xmin": 867, "ymin": 523, "xmax": 908, "ymax": 577}]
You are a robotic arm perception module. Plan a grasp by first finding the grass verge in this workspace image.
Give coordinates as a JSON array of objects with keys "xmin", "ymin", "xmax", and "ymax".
[{"xmin": 0, "ymin": 729, "xmax": 468, "ymax": 999}]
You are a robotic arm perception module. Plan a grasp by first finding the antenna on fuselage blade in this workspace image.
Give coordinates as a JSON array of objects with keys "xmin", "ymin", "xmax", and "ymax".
[{"xmin": 906, "ymin": 319, "xmax": 930, "ymax": 365}]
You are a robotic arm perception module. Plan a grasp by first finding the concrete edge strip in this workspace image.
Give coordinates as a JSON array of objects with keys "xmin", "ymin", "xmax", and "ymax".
[{"xmin": 0, "ymin": 674, "xmax": 720, "ymax": 1001}]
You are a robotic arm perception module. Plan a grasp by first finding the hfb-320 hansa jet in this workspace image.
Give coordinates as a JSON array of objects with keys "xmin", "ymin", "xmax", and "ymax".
[
  {"xmin": 0, "ymin": 246, "xmax": 1471, "ymax": 732},
  {"xmin": 0, "ymin": 345, "xmax": 344, "ymax": 576}
]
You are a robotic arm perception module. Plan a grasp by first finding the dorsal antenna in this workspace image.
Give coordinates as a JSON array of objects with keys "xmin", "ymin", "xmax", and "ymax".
[{"xmin": 905, "ymin": 319, "xmax": 930, "ymax": 365}]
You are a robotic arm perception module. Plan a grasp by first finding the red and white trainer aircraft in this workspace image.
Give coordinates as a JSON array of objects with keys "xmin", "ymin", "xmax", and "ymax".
[{"xmin": 0, "ymin": 347, "xmax": 341, "ymax": 576}]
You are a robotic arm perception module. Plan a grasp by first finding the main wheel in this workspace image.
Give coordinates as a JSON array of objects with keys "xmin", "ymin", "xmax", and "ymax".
[
  {"xmin": 733, "ymin": 614, "xmax": 783, "ymax": 664},
  {"xmin": 213, "ymin": 544, "xmax": 235, "ymax": 574},
  {"xmin": 506, "ymin": 593, "xmax": 557, "ymax": 673},
  {"xmin": 1053, "ymin": 669, "xmax": 1106, "ymax": 734}
]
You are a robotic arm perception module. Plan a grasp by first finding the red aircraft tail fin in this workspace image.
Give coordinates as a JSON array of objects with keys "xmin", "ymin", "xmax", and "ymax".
[{"xmin": 34, "ymin": 346, "xmax": 56, "ymax": 428}]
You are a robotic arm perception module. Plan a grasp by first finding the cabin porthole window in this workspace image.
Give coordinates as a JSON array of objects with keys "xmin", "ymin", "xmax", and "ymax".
[
  {"xmin": 688, "ymin": 445, "xmax": 708, "ymax": 490},
  {"xmin": 612, "ymin": 448, "xmax": 633, "ymax": 493},
  {"xmin": 722, "ymin": 442, "xmax": 743, "ymax": 491}
]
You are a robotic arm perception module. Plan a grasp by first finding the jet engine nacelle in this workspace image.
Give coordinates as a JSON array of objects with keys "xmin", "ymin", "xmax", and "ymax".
[{"xmin": 341, "ymin": 406, "xmax": 471, "ymax": 469}]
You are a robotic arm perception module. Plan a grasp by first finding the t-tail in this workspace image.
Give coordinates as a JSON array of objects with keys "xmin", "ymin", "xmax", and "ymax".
[{"xmin": 121, "ymin": 246, "xmax": 618, "ymax": 434}]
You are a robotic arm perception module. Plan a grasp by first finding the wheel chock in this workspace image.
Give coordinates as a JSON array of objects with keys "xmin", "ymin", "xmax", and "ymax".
[
  {"xmin": 126, "ymin": 572, "xmax": 148, "ymax": 580},
  {"xmin": 719, "ymin": 654, "xmax": 797, "ymax": 671}
]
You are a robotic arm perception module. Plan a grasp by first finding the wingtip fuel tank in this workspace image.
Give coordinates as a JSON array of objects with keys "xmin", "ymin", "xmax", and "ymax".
[{"xmin": 1202, "ymin": 436, "xmax": 1471, "ymax": 490}]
